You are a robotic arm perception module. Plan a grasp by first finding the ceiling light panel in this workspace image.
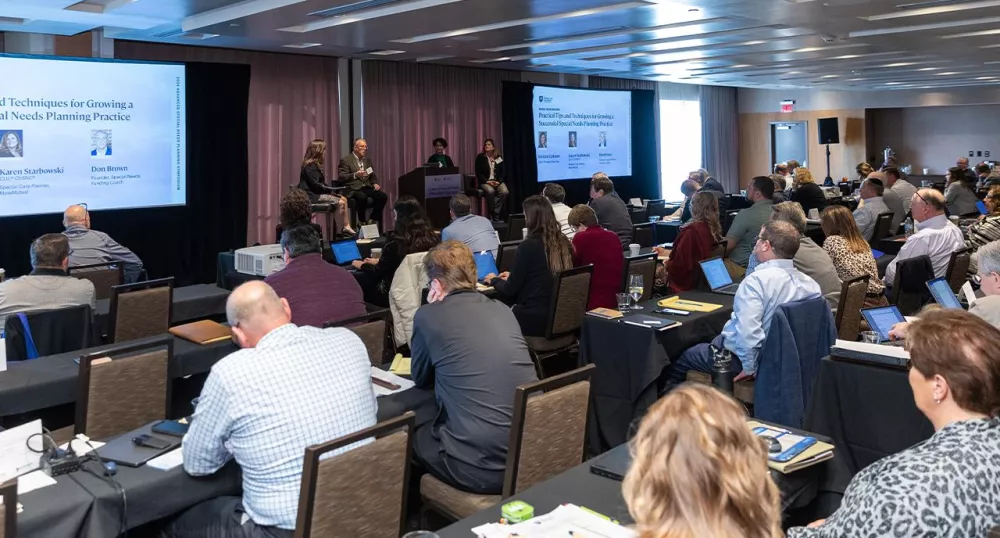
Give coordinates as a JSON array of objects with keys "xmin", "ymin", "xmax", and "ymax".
[
  {"xmin": 479, "ymin": 18, "xmax": 729, "ymax": 53},
  {"xmin": 849, "ymin": 15, "xmax": 1000, "ymax": 37},
  {"xmin": 184, "ymin": 0, "xmax": 308, "ymax": 31},
  {"xmin": 864, "ymin": 0, "xmax": 1000, "ymax": 21},
  {"xmin": 279, "ymin": 0, "xmax": 465, "ymax": 32}
]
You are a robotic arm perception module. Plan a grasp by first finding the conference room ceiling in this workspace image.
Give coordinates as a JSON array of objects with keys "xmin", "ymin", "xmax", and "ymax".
[{"xmin": 7, "ymin": 0, "xmax": 1000, "ymax": 90}]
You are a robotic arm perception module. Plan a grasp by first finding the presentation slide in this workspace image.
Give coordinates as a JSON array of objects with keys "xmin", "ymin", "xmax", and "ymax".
[
  {"xmin": 532, "ymin": 86, "xmax": 632, "ymax": 182},
  {"xmin": 0, "ymin": 55, "xmax": 186, "ymax": 218}
]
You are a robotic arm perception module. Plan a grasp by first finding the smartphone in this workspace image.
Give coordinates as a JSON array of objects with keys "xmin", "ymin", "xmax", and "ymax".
[
  {"xmin": 132, "ymin": 434, "xmax": 171, "ymax": 450},
  {"xmin": 655, "ymin": 307, "xmax": 690, "ymax": 316},
  {"xmin": 151, "ymin": 419, "xmax": 189, "ymax": 438}
]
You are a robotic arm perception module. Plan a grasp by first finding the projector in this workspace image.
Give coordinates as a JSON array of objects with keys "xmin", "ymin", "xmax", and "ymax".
[{"xmin": 235, "ymin": 245, "xmax": 285, "ymax": 276}]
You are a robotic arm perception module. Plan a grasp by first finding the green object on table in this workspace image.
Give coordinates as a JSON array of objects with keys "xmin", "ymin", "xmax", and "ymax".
[{"xmin": 501, "ymin": 500, "xmax": 534, "ymax": 523}]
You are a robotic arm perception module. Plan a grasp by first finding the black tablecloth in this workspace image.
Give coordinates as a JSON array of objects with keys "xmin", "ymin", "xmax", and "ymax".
[
  {"xmin": 217, "ymin": 239, "xmax": 388, "ymax": 291},
  {"xmin": 877, "ymin": 235, "xmax": 908, "ymax": 256},
  {"xmin": 19, "ymin": 475, "xmax": 96, "ymax": 538},
  {"xmin": 579, "ymin": 292, "xmax": 735, "ymax": 453}
]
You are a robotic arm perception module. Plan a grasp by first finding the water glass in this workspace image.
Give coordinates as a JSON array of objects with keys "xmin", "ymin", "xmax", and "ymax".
[
  {"xmin": 648, "ymin": 216, "xmax": 659, "ymax": 223},
  {"xmin": 403, "ymin": 532, "xmax": 440, "ymax": 538},
  {"xmin": 860, "ymin": 331, "xmax": 881, "ymax": 344},
  {"xmin": 628, "ymin": 274, "xmax": 644, "ymax": 309},
  {"xmin": 616, "ymin": 292, "xmax": 630, "ymax": 311}
]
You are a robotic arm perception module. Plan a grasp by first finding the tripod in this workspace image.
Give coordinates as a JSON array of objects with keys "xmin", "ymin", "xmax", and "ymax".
[{"xmin": 824, "ymin": 143, "xmax": 833, "ymax": 185}]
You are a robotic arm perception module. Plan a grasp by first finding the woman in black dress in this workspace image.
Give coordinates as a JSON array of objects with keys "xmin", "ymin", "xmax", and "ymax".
[
  {"xmin": 298, "ymin": 139, "xmax": 353, "ymax": 235},
  {"xmin": 790, "ymin": 167, "xmax": 828, "ymax": 216}
]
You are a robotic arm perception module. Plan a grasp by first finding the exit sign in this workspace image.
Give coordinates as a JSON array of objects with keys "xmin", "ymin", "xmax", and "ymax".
[{"xmin": 780, "ymin": 100, "xmax": 795, "ymax": 113}]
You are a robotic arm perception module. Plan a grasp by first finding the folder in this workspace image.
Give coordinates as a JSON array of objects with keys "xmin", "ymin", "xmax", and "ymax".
[
  {"xmin": 169, "ymin": 320, "xmax": 232, "ymax": 345},
  {"xmin": 657, "ymin": 296, "xmax": 724, "ymax": 312}
]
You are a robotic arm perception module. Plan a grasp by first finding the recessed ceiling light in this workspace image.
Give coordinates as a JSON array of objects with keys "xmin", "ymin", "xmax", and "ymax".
[
  {"xmin": 369, "ymin": 49, "xmax": 406, "ymax": 55},
  {"xmin": 881, "ymin": 62, "xmax": 917, "ymax": 67},
  {"xmin": 917, "ymin": 67, "xmax": 940, "ymax": 71},
  {"xmin": 277, "ymin": 0, "xmax": 465, "ymax": 33},
  {"xmin": 730, "ymin": 64, "xmax": 752, "ymax": 68},
  {"xmin": 885, "ymin": 82, "xmax": 904, "ymax": 85},
  {"xmin": 943, "ymin": 28, "xmax": 1000, "ymax": 38},
  {"xmin": 936, "ymin": 71, "xmax": 962, "ymax": 75},
  {"xmin": 742, "ymin": 40, "xmax": 766, "ymax": 45},
  {"xmin": 821, "ymin": 74, "xmax": 840, "ymax": 78},
  {"xmin": 282, "ymin": 42, "xmax": 322, "ymax": 48}
]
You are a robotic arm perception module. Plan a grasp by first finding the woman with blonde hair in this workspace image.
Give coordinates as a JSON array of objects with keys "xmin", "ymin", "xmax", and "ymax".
[
  {"xmin": 820, "ymin": 205, "xmax": 887, "ymax": 308},
  {"xmin": 655, "ymin": 191, "xmax": 722, "ymax": 293},
  {"xmin": 298, "ymin": 139, "xmax": 353, "ymax": 236},
  {"xmin": 790, "ymin": 166, "xmax": 827, "ymax": 216},
  {"xmin": 856, "ymin": 162, "xmax": 874, "ymax": 182},
  {"xmin": 624, "ymin": 384, "xmax": 783, "ymax": 538}
]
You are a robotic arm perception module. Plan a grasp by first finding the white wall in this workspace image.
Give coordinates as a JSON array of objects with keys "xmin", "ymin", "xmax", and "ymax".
[
  {"xmin": 869, "ymin": 105, "xmax": 1000, "ymax": 174},
  {"xmin": 739, "ymin": 87, "xmax": 1000, "ymax": 113}
]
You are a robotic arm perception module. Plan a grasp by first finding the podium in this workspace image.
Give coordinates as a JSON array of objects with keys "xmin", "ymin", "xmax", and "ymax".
[{"xmin": 397, "ymin": 166, "xmax": 463, "ymax": 229}]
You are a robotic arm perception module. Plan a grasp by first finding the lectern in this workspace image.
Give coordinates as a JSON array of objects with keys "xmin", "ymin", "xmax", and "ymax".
[{"xmin": 397, "ymin": 166, "xmax": 462, "ymax": 229}]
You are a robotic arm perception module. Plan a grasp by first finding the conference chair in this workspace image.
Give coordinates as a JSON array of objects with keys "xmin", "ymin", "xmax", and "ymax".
[
  {"xmin": 68, "ymin": 262, "xmax": 124, "ymax": 301},
  {"xmin": 621, "ymin": 253, "xmax": 657, "ymax": 302},
  {"xmin": 834, "ymin": 275, "xmax": 870, "ymax": 341},
  {"xmin": 506, "ymin": 213, "xmax": 526, "ymax": 241},
  {"xmin": 889, "ymin": 255, "xmax": 934, "ymax": 316},
  {"xmin": 496, "ymin": 240, "xmax": 522, "ymax": 274},
  {"xmin": 632, "ymin": 222, "xmax": 654, "ymax": 248},
  {"xmin": 294, "ymin": 412, "xmax": 414, "ymax": 538},
  {"xmin": 3, "ymin": 304, "xmax": 95, "ymax": 362},
  {"xmin": 524, "ymin": 265, "xmax": 593, "ymax": 378},
  {"xmin": 945, "ymin": 247, "xmax": 973, "ymax": 293},
  {"xmin": 869, "ymin": 212, "xmax": 895, "ymax": 248},
  {"xmin": 324, "ymin": 309, "xmax": 394, "ymax": 367},
  {"xmin": 0, "ymin": 478, "xmax": 16, "ymax": 538},
  {"xmin": 722, "ymin": 209, "xmax": 741, "ymax": 235},
  {"xmin": 989, "ymin": 526, "xmax": 1000, "ymax": 538},
  {"xmin": 420, "ymin": 365, "xmax": 595, "ymax": 522},
  {"xmin": 108, "ymin": 277, "xmax": 174, "ymax": 343},
  {"xmin": 645, "ymin": 199, "xmax": 666, "ymax": 219}
]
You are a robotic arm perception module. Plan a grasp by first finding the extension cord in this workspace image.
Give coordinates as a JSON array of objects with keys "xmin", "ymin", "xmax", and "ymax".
[{"xmin": 41, "ymin": 448, "xmax": 83, "ymax": 476}]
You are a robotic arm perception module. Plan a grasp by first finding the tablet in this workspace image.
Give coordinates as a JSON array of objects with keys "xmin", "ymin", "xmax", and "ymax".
[
  {"xmin": 861, "ymin": 305, "xmax": 906, "ymax": 343},
  {"xmin": 473, "ymin": 251, "xmax": 499, "ymax": 282}
]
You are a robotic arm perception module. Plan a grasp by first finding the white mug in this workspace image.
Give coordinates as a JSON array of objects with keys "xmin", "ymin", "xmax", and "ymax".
[
  {"xmin": 371, "ymin": 248, "xmax": 382, "ymax": 259},
  {"xmin": 629, "ymin": 244, "xmax": 641, "ymax": 256},
  {"xmin": 922, "ymin": 168, "xmax": 930, "ymax": 175},
  {"xmin": 522, "ymin": 227, "xmax": 528, "ymax": 239},
  {"xmin": 808, "ymin": 208, "xmax": 820, "ymax": 220}
]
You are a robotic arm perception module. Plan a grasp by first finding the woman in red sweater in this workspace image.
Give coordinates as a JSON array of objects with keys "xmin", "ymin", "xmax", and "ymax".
[
  {"xmin": 569, "ymin": 204, "xmax": 625, "ymax": 310},
  {"xmin": 656, "ymin": 191, "xmax": 722, "ymax": 293}
]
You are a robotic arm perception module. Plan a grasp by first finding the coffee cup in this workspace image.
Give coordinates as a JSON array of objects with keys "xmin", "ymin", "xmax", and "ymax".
[
  {"xmin": 371, "ymin": 248, "xmax": 382, "ymax": 259},
  {"xmin": 629, "ymin": 243, "xmax": 641, "ymax": 256},
  {"xmin": 522, "ymin": 227, "xmax": 528, "ymax": 239},
  {"xmin": 808, "ymin": 208, "xmax": 820, "ymax": 220},
  {"xmin": 922, "ymin": 168, "xmax": 930, "ymax": 175}
]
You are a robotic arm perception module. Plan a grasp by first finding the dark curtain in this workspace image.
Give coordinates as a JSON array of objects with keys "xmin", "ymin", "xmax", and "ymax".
[
  {"xmin": 0, "ymin": 62, "xmax": 249, "ymax": 286},
  {"xmin": 501, "ymin": 81, "xmax": 659, "ymax": 210}
]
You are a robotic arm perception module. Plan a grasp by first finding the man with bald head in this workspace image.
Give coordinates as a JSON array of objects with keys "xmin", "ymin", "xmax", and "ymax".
[
  {"xmin": 337, "ymin": 137, "xmax": 388, "ymax": 231},
  {"xmin": 884, "ymin": 188, "xmax": 965, "ymax": 286},
  {"xmin": 171, "ymin": 281, "xmax": 377, "ymax": 537},
  {"xmin": 63, "ymin": 204, "xmax": 143, "ymax": 283}
]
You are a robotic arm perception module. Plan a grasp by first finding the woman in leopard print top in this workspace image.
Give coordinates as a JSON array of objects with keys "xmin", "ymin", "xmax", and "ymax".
[
  {"xmin": 820, "ymin": 205, "xmax": 889, "ymax": 308},
  {"xmin": 788, "ymin": 309, "xmax": 1000, "ymax": 538}
]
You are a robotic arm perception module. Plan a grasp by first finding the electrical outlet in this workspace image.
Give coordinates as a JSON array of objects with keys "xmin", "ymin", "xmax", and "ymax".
[
  {"xmin": 970, "ymin": 150, "xmax": 975, "ymax": 157},
  {"xmin": 987, "ymin": 151, "xmax": 991, "ymax": 158},
  {"xmin": 978, "ymin": 151, "xmax": 983, "ymax": 157}
]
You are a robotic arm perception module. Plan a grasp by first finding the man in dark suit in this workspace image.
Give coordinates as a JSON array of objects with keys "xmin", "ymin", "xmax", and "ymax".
[{"xmin": 337, "ymin": 138, "xmax": 388, "ymax": 230}]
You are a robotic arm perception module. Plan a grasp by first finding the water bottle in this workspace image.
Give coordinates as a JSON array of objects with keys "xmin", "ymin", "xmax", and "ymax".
[
  {"xmin": 710, "ymin": 344, "xmax": 735, "ymax": 395},
  {"xmin": 903, "ymin": 217, "xmax": 914, "ymax": 237}
]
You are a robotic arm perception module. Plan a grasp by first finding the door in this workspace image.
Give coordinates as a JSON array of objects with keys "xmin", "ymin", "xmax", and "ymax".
[{"xmin": 771, "ymin": 121, "xmax": 808, "ymax": 171}]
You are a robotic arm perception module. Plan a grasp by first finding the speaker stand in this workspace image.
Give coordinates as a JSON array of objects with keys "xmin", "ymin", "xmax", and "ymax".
[{"xmin": 824, "ymin": 143, "xmax": 833, "ymax": 185}]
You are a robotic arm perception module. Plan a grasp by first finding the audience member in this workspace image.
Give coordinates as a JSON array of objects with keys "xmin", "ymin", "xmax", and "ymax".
[
  {"xmin": 690, "ymin": 168, "xmax": 725, "ymax": 194},
  {"xmin": 169, "ymin": 281, "xmax": 376, "ymax": 537},
  {"xmin": 976, "ymin": 162, "xmax": 991, "ymax": 187},
  {"xmin": 967, "ymin": 186, "xmax": 1000, "ymax": 273},
  {"xmin": 956, "ymin": 156, "xmax": 979, "ymax": 183},
  {"xmin": 278, "ymin": 187, "xmax": 324, "ymax": 240},
  {"xmin": 676, "ymin": 178, "xmax": 701, "ymax": 222},
  {"xmin": 298, "ymin": 139, "xmax": 352, "ymax": 236},
  {"xmin": 658, "ymin": 191, "xmax": 722, "ymax": 293},
  {"xmin": 769, "ymin": 174, "xmax": 787, "ymax": 203},
  {"xmin": 945, "ymin": 166, "xmax": 979, "ymax": 217},
  {"xmin": 624, "ymin": 385, "xmax": 783, "ymax": 538},
  {"xmin": 588, "ymin": 172, "xmax": 634, "ymax": 246},
  {"xmin": 441, "ymin": 193, "xmax": 500, "ymax": 258},
  {"xmin": 353, "ymin": 196, "xmax": 439, "ymax": 307},
  {"xmin": 264, "ymin": 225, "xmax": 366, "ymax": 328},
  {"xmin": 884, "ymin": 189, "xmax": 964, "ymax": 285},
  {"xmin": 0, "ymin": 234, "xmax": 95, "ymax": 328},
  {"xmin": 786, "ymin": 159, "xmax": 800, "ymax": 178},
  {"xmin": 410, "ymin": 241, "xmax": 538, "ymax": 494},
  {"xmin": 725, "ymin": 176, "xmax": 775, "ymax": 269},
  {"xmin": 856, "ymin": 162, "xmax": 874, "ymax": 183},
  {"xmin": 768, "ymin": 202, "xmax": 841, "ymax": 309},
  {"xmin": 475, "ymin": 138, "xmax": 508, "ymax": 221},
  {"xmin": 337, "ymin": 138, "xmax": 388, "ymax": 231},
  {"xmin": 852, "ymin": 177, "xmax": 891, "ymax": 241},
  {"xmin": 666, "ymin": 221, "xmax": 822, "ymax": 386},
  {"xmin": 62, "ymin": 204, "xmax": 144, "ymax": 283},
  {"xmin": 885, "ymin": 166, "xmax": 917, "ymax": 215},
  {"xmin": 866, "ymin": 171, "xmax": 905, "ymax": 230},
  {"xmin": 486, "ymin": 195, "xmax": 574, "ymax": 337},
  {"xmin": 542, "ymin": 183, "xmax": 575, "ymax": 239},
  {"xmin": 821, "ymin": 205, "xmax": 888, "ymax": 308},
  {"xmin": 568, "ymin": 204, "xmax": 624, "ymax": 310},
  {"xmin": 774, "ymin": 163, "xmax": 789, "ymax": 178},
  {"xmin": 790, "ymin": 167, "xmax": 827, "ymax": 216},
  {"xmin": 789, "ymin": 310, "xmax": 1000, "ymax": 537}
]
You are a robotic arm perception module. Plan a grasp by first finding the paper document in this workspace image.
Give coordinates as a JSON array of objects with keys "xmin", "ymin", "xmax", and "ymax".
[
  {"xmin": 17, "ymin": 470, "xmax": 56, "ymax": 495},
  {"xmin": 0, "ymin": 420, "xmax": 42, "ymax": 484},
  {"xmin": 471, "ymin": 504, "xmax": 635, "ymax": 538},
  {"xmin": 365, "ymin": 167, "xmax": 374, "ymax": 175},
  {"xmin": 833, "ymin": 339, "xmax": 909, "ymax": 360},
  {"xmin": 962, "ymin": 281, "xmax": 977, "ymax": 306},
  {"xmin": 389, "ymin": 354, "xmax": 411, "ymax": 376},
  {"xmin": 371, "ymin": 367, "xmax": 415, "ymax": 396},
  {"xmin": 147, "ymin": 447, "xmax": 185, "ymax": 471}
]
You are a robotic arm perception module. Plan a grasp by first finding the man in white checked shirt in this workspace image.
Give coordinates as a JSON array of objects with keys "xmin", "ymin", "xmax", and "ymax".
[{"xmin": 162, "ymin": 281, "xmax": 377, "ymax": 537}]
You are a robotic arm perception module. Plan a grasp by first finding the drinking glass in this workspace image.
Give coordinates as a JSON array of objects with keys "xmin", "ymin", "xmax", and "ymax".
[
  {"xmin": 616, "ymin": 292, "xmax": 630, "ymax": 311},
  {"xmin": 403, "ymin": 532, "xmax": 440, "ymax": 538},
  {"xmin": 628, "ymin": 274, "xmax": 644, "ymax": 310},
  {"xmin": 860, "ymin": 331, "xmax": 881, "ymax": 344}
]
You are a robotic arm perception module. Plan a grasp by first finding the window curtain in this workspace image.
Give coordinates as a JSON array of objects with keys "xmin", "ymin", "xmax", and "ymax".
[
  {"xmin": 115, "ymin": 41, "xmax": 342, "ymax": 245},
  {"xmin": 700, "ymin": 84, "xmax": 740, "ymax": 192},
  {"xmin": 589, "ymin": 75, "xmax": 656, "ymax": 91}
]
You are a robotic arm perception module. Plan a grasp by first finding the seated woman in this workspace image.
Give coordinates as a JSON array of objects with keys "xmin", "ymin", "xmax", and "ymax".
[
  {"xmin": 966, "ymin": 186, "xmax": 1000, "ymax": 274},
  {"xmin": 427, "ymin": 137, "xmax": 455, "ymax": 168},
  {"xmin": 790, "ymin": 167, "xmax": 827, "ymax": 216},
  {"xmin": 568, "ymin": 204, "xmax": 624, "ymax": 310},
  {"xmin": 655, "ymin": 191, "xmax": 722, "ymax": 293},
  {"xmin": 298, "ymin": 139, "xmax": 353, "ymax": 236},
  {"xmin": 485, "ymin": 195, "xmax": 573, "ymax": 337},
  {"xmin": 945, "ymin": 166, "xmax": 980, "ymax": 217},
  {"xmin": 789, "ymin": 309, "xmax": 1000, "ymax": 537},
  {"xmin": 624, "ymin": 384, "xmax": 783, "ymax": 538},
  {"xmin": 352, "ymin": 196, "xmax": 438, "ymax": 307},
  {"xmin": 820, "ymin": 205, "xmax": 888, "ymax": 308}
]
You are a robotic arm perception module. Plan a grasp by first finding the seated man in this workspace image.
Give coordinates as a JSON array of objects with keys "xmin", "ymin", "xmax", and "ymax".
[
  {"xmin": 852, "ymin": 178, "xmax": 891, "ymax": 241},
  {"xmin": 665, "ymin": 221, "xmax": 822, "ymax": 387},
  {"xmin": 569, "ymin": 205, "xmax": 625, "ymax": 310},
  {"xmin": 867, "ymin": 172, "xmax": 905, "ymax": 232},
  {"xmin": 410, "ymin": 241, "xmax": 538, "ymax": 493},
  {"xmin": 884, "ymin": 188, "xmax": 965, "ymax": 285},
  {"xmin": 441, "ymin": 193, "xmax": 500, "ymax": 258},
  {"xmin": 167, "ymin": 281, "xmax": 377, "ymax": 537},
  {"xmin": 264, "ymin": 225, "xmax": 366, "ymax": 328},
  {"xmin": 0, "ymin": 233, "xmax": 95, "ymax": 328},
  {"xmin": 589, "ymin": 172, "xmax": 633, "ymax": 247},
  {"xmin": 725, "ymin": 176, "xmax": 775, "ymax": 269},
  {"xmin": 63, "ymin": 204, "xmax": 144, "ymax": 283},
  {"xmin": 768, "ymin": 202, "xmax": 841, "ymax": 309},
  {"xmin": 542, "ymin": 183, "xmax": 575, "ymax": 239}
]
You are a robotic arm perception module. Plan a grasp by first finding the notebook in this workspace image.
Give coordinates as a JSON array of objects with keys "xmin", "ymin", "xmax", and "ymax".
[
  {"xmin": 698, "ymin": 257, "xmax": 740, "ymax": 295},
  {"xmin": 331, "ymin": 239, "xmax": 362, "ymax": 265},
  {"xmin": 747, "ymin": 421, "xmax": 834, "ymax": 474},
  {"xmin": 587, "ymin": 307, "xmax": 624, "ymax": 319},
  {"xmin": 622, "ymin": 314, "xmax": 681, "ymax": 331},
  {"xmin": 168, "ymin": 320, "xmax": 232, "ymax": 345},
  {"xmin": 473, "ymin": 251, "xmax": 499, "ymax": 282},
  {"xmin": 926, "ymin": 277, "xmax": 963, "ymax": 309}
]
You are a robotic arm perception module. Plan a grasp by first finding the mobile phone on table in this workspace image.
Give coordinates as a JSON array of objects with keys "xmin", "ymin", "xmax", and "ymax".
[
  {"xmin": 131, "ymin": 434, "xmax": 171, "ymax": 450},
  {"xmin": 151, "ymin": 419, "xmax": 189, "ymax": 438}
]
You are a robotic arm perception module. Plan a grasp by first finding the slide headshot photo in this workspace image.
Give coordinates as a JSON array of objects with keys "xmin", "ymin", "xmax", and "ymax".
[
  {"xmin": 598, "ymin": 131, "xmax": 607, "ymax": 147},
  {"xmin": 91, "ymin": 129, "xmax": 112, "ymax": 157},
  {"xmin": 568, "ymin": 131, "xmax": 578, "ymax": 147},
  {"xmin": 0, "ymin": 130, "xmax": 24, "ymax": 158},
  {"xmin": 538, "ymin": 131, "xmax": 547, "ymax": 148}
]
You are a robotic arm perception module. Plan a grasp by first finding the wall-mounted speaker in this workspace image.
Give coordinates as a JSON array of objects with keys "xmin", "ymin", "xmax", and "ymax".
[{"xmin": 818, "ymin": 117, "xmax": 840, "ymax": 145}]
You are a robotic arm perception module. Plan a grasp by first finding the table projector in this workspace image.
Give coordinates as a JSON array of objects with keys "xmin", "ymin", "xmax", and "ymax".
[{"xmin": 235, "ymin": 245, "xmax": 285, "ymax": 276}]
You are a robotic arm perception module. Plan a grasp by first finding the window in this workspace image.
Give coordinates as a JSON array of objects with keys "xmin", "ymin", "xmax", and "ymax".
[{"xmin": 659, "ymin": 98, "xmax": 701, "ymax": 202}]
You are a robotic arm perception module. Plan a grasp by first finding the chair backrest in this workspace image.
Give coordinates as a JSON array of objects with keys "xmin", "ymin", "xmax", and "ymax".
[
  {"xmin": 645, "ymin": 199, "xmax": 666, "ymax": 218},
  {"xmin": 502, "ymin": 365, "xmax": 595, "ymax": 496},
  {"xmin": 545, "ymin": 265, "xmax": 593, "ymax": 339},
  {"xmin": 68, "ymin": 263, "xmax": 124, "ymax": 301},
  {"xmin": 869, "ymin": 212, "xmax": 895, "ymax": 247},
  {"xmin": 496, "ymin": 240, "xmax": 522, "ymax": 274},
  {"xmin": 75, "ymin": 336, "xmax": 172, "ymax": 440},
  {"xmin": 324, "ymin": 309, "xmax": 394, "ymax": 367},
  {"xmin": 632, "ymin": 223, "xmax": 654, "ymax": 248},
  {"xmin": 109, "ymin": 277, "xmax": 174, "ymax": 343},
  {"xmin": 946, "ymin": 247, "xmax": 973, "ymax": 292},
  {"xmin": 0, "ymin": 478, "xmax": 15, "ymax": 538},
  {"xmin": 3, "ymin": 304, "xmax": 94, "ymax": 362},
  {"xmin": 722, "ymin": 210, "xmax": 741, "ymax": 235},
  {"xmin": 621, "ymin": 253, "xmax": 657, "ymax": 302},
  {"xmin": 989, "ymin": 525, "xmax": 1000, "ymax": 538},
  {"xmin": 835, "ymin": 275, "xmax": 869, "ymax": 340},
  {"xmin": 507, "ymin": 213, "xmax": 527, "ymax": 241},
  {"xmin": 294, "ymin": 412, "xmax": 415, "ymax": 538},
  {"xmin": 891, "ymin": 255, "xmax": 934, "ymax": 316}
]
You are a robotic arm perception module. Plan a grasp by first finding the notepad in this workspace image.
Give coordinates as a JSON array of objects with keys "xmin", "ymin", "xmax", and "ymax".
[
  {"xmin": 658, "ymin": 296, "xmax": 724, "ymax": 312},
  {"xmin": 389, "ymin": 354, "xmax": 411, "ymax": 376},
  {"xmin": 169, "ymin": 320, "xmax": 232, "ymax": 345},
  {"xmin": 371, "ymin": 367, "xmax": 414, "ymax": 396},
  {"xmin": 587, "ymin": 307, "xmax": 624, "ymax": 319},
  {"xmin": 147, "ymin": 447, "xmax": 184, "ymax": 471}
]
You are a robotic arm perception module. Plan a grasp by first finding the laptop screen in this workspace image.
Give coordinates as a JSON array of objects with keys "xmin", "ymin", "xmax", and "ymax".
[
  {"xmin": 978, "ymin": 200, "xmax": 988, "ymax": 216},
  {"xmin": 927, "ymin": 278, "xmax": 963, "ymax": 309},
  {"xmin": 699, "ymin": 258, "xmax": 733, "ymax": 290},
  {"xmin": 861, "ymin": 306, "xmax": 906, "ymax": 342},
  {"xmin": 473, "ymin": 251, "xmax": 499, "ymax": 282},
  {"xmin": 331, "ymin": 240, "xmax": 362, "ymax": 265}
]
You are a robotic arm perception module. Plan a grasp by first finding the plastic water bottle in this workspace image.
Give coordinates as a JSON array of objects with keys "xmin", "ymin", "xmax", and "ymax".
[
  {"xmin": 903, "ymin": 217, "xmax": 914, "ymax": 237},
  {"xmin": 710, "ymin": 344, "xmax": 735, "ymax": 395}
]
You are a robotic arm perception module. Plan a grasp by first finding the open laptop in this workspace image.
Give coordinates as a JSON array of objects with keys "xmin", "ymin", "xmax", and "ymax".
[
  {"xmin": 926, "ymin": 277, "xmax": 964, "ymax": 309},
  {"xmin": 860, "ymin": 305, "xmax": 907, "ymax": 346},
  {"xmin": 473, "ymin": 251, "xmax": 499, "ymax": 282},
  {"xmin": 699, "ymin": 257, "xmax": 740, "ymax": 295},
  {"xmin": 589, "ymin": 446, "xmax": 632, "ymax": 481},
  {"xmin": 330, "ymin": 239, "xmax": 363, "ymax": 266}
]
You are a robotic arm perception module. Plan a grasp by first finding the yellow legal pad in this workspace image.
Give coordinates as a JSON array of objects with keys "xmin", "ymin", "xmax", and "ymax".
[
  {"xmin": 389, "ymin": 354, "xmax": 412, "ymax": 376},
  {"xmin": 658, "ymin": 296, "xmax": 724, "ymax": 312}
]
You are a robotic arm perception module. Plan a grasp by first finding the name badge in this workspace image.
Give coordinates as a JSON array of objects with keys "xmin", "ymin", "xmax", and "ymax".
[
  {"xmin": 365, "ymin": 167, "xmax": 374, "ymax": 175},
  {"xmin": 494, "ymin": 157, "xmax": 503, "ymax": 164}
]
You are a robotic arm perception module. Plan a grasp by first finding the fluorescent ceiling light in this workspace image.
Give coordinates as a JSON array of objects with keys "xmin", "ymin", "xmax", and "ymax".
[
  {"xmin": 282, "ymin": 42, "xmax": 322, "ymax": 48},
  {"xmin": 849, "ymin": 15, "xmax": 1000, "ymax": 37},
  {"xmin": 864, "ymin": 0, "xmax": 1000, "ymax": 21},
  {"xmin": 369, "ymin": 49, "xmax": 406, "ymax": 55},
  {"xmin": 917, "ymin": 66, "xmax": 940, "ymax": 71},
  {"xmin": 416, "ymin": 54, "xmax": 455, "ymax": 62},
  {"xmin": 0, "ymin": 2, "xmax": 167, "ymax": 30},
  {"xmin": 479, "ymin": 17, "xmax": 727, "ymax": 52},
  {"xmin": 184, "ymin": 0, "xmax": 307, "ymax": 31},
  {"xmin": 942, "ymin": 28, "xmax": 1000, "ymax": 38},
  {"xmin": 390, "ymin": 2, "xmax": 650, "ymax": 43},
  {"xmin": 881, "ymin": 62, "xmax": 917, "ymax": 67},
  {"xmin": 821, "ymin": 74, "xmax": 840, "ymax": 78},
  {"xmin": 280, "ymin": 0, "xmax": 465, "ymax": 33},
  {"xmin": 936, "ymin": 71, "xmax": 962, "ymax": 75},
  {"xmin": 573, "ymin": 28, "xmax": 805, "ymax": 62},
  {"xmin": 730, "ymin": 64, "xmax": 752, "ymax": 68}
]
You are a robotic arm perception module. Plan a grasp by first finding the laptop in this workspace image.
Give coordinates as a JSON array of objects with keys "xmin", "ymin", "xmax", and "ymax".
[
  {"xmin": 331, "ymin": 239, "xmax": 363, "ymax": 266},
  {"xmin": 589, "ymin": 446, "xmax": 632, "ymax": 481},
  {"xmin": 978, "ymin": 200, "xmax": 988, "ymax": 216},
  {"xmin": 926, "ymin": 277, "xmax": 963, "ymax": 309},
  {"xmin": 699, "ymin": 257, "xmax": 741, "ymax": 295},
  {"xmin": 860, "ymin": 305, "xmax": 908, "ymax": 345},
  {"xmin": 473, "ymin": 251, "xmax": 499, "ymax": 282}
]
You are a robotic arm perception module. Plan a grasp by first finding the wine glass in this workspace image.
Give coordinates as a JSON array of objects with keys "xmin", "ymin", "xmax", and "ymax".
[{"xmin": 628, "ymin": 274, "xmax": 644, "ymax": 310}]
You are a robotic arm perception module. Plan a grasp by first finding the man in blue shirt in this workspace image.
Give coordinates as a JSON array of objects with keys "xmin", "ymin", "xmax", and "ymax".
[
  {"xmin": 441, "ymin": 193, "xmax": 499, "ymax": 258},
  {"xmin": 665, "ymin": 220, "xmax": 822, "ymax": 388}
]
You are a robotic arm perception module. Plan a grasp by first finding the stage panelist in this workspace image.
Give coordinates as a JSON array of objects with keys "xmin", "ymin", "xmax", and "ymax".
[
  {"xmin": 475, "ymin": 138, "xmax": 508, "ymax": 222},
  {"xmin": 338, "ymin": 138, "xmax": 388, "ymax": 231}
]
